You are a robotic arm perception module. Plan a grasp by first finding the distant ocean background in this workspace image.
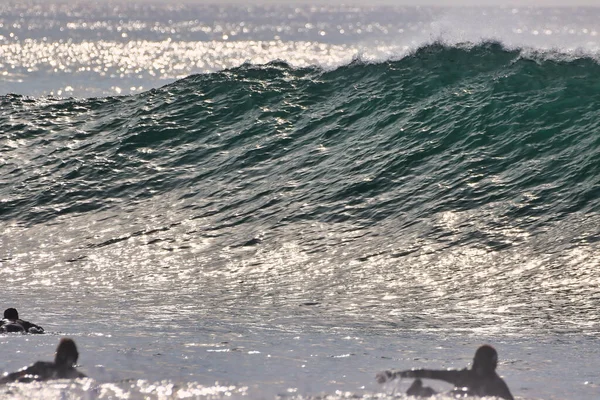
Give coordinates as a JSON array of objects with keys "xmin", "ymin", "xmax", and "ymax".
[{"xmin": 1, "ymin": 1, "xmax": 599, "ymax": 399}]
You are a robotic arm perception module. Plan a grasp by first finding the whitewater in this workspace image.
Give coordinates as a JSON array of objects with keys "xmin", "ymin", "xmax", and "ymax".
[{"xmin": 1, "ymin": 2, "xmax": 599, "ymax": 399}]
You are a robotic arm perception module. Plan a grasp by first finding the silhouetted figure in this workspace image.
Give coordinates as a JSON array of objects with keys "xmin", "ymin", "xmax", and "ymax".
[
  {"xmin": 376, "ymin": 345, "xmax": 514, "ymax": 400},
  {"xmin": 0, "ymin": 308, "xmax": 44, "ymax": 334},
  {"xmin": 0, "ymin": 338, "xmax": 86, "ymax": 384},
  {"xmin": 406, "ymin": 378, "xmax": 436, "ymax": 397}
]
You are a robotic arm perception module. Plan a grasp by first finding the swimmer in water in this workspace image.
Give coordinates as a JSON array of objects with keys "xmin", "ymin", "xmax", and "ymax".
[
  {"xmin": 0, "ymin": 308, "xmax": 44, "ymax": 334},
  {"xmin": 0, "ymin": 338, "xmax": 86, "ymax": 384},
  {"xmin": 406, "ymin": 378, "xmax": 436, "ymax": 397},
  {"xmin": 376, "ymin": 345, "xmax": 514, "ymax": 400}
]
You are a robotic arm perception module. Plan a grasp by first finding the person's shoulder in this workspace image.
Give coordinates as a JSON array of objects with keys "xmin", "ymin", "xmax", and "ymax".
[
  {"xmin": 487, "ymin": 374, "xmax": 514, "ymax": 400},
  {"xmin": 30, "ymin": 361, "xmax": 53, "ymax": 368},
  {"xmin": 24, "ymin": 361, "xmax": 53, "ymax": 374},
  {"xmin": 0, "ymin": 320, "xmax": 26, "ymax": 333}
]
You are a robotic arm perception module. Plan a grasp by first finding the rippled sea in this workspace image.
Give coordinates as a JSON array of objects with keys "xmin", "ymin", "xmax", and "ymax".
[{"xmin": 1, "ymin": 2, "xmax": 600, "ymax": 399}]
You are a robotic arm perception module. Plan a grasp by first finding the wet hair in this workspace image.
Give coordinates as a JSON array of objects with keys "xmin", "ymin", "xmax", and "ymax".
[
  {"xmin": 3, "ymin": 308, "xmax": 18, "ymax": 320},
  {"xmin": 54, "ymin": 338, "xmax": 79, "ymax": 367},
  {"xmin": 472, "ymin": 345, "xmax": 498, "ymax": 375}
]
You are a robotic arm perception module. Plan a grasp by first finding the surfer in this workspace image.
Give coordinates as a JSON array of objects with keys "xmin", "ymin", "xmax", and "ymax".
[
  {"xmin": 0, "ymin": 308, "xmax": 44, "ymax": 334},
  {"xmin": 376, "ymin": 344, "xmax": 514, "ymax": 400},
  {"xmin": 406, "ymin": 378, "xmax": 436, "ymax": 397},
  {"xmin": 0, "ymin": 338, "xmax": 86, "ymax": 384}
]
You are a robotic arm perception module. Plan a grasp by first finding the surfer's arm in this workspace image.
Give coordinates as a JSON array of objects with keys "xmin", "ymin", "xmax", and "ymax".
[
  {"xmin": 376, "ymin": 368, "xmax": 465, "ymax": 385},
  {"xmin": 0, "ymin": 364, "xmax": 39, "ymax": 384},
  {"xmin": 21, "ymin": 320, "xmax": 44, "ymax": 334}
]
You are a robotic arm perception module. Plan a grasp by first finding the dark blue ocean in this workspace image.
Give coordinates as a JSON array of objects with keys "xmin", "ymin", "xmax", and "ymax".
[{"xmin": 1, "ymin": 2, "xmax": 599, "ymax": 399}]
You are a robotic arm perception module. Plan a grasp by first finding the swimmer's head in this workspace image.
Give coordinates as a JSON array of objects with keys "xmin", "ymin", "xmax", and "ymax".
[
  {"xmin": 4, "ymin": 308, "xmax": 18, "ymax": 320},
  {"xmin": 472, "ymin": 345, "xmax": 498, "ymax": 376},
  {"xmin": 55, "ymin": 338, "xmax": 79, "ymax": 367}
]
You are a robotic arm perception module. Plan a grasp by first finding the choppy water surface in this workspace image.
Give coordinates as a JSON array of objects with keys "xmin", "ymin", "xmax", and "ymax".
[
  {"xmin": 2, "ymin": 3, "xmax": 600, "ymax": 96},
  {"xmin": 2, "ymin": 1, "xmax": 600, "ymax": 399}
]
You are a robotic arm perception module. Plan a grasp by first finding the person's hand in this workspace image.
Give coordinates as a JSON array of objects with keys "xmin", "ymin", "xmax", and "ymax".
[{"xmin": 375, "ymin": 370, "xmax": 395, "ymax": 384}]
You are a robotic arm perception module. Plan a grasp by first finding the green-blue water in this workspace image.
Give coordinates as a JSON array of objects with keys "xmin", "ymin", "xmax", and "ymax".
[{"xmin": 4, "ymin": 42, "xmax": 600, "ymax": 243}]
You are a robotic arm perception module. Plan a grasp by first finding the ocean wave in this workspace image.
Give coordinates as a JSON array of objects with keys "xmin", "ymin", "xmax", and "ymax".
[{"xmin": 2, "ymin": 40, "xmax": 599, "ymax": 231}]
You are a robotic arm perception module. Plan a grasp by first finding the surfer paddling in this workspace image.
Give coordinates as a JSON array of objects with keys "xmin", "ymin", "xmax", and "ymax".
[
  {"xmin": 0, "ymin": 338, "xmax": 86, "ymax": 384},
  {"xmin": 376, "ymin": 344, "xmax": 514, "ymax": 400},
  {"xmin": 0, "ymin": 308, "xmax": 44, "ymax": 334}
]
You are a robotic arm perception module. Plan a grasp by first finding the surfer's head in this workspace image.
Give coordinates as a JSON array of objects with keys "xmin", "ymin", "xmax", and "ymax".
[
  {"xmin": 472, "ymin": 345, "xmax": 498, "ymax": 376},
  {"xmin": 406, "ymin": 378, "xmax": 437, "ymax": 397},
  {"xmin": 55, "ymin": 338, "xmax": 79, "ymax": 367},
  {"xmin": 3, "ymin": 308, "xmax": 18, "ymax": 320}
]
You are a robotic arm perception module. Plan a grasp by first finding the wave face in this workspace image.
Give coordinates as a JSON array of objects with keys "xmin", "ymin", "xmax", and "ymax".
[
  {"xmin": 3, "ymin": 42, "xmax": 600, "ymax": 227},
  {"xmin": 2, "ymin": 42, "xmax": 599, "ymax": 338}
]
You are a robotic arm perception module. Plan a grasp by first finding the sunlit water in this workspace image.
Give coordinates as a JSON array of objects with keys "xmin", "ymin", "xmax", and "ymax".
[
  {"xmin": 2, "ymin": 1, "xmax": 600, "ymax": 399},
  {"xmin": 2, "ymin": 3, "xmax": 600, "ymax": 97}
]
